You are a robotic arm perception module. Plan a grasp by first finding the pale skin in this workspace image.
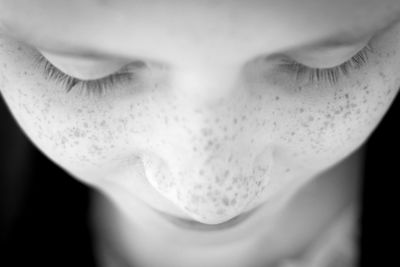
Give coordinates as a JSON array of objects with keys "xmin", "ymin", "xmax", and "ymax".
[{"xmin": 1, "ymin": 0, "xmax": 400, "ymax": 266}]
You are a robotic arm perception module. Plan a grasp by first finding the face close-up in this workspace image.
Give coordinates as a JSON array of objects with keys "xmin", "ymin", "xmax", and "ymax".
[{"xmin": 1, "ymin": 0, "xmax": 400, "ymax": 236}]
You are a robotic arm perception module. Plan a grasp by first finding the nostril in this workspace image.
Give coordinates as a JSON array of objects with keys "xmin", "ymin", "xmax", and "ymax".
[{"xmin": 142, "ymin": 153, "xmax": 176, "ymax": 195}]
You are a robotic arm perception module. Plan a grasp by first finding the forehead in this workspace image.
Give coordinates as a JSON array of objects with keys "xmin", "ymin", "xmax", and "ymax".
[{"xmin": 1, "ymin": 0, "xmax": 400, "ymax": 66}]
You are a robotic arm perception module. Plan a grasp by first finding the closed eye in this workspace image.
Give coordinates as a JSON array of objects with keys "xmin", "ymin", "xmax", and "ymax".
[
  {"xmin": 278, "ymin": 42, "xmax": 374, "ymax": 86},
  {"xmin": 34, "ymin": 53, "xmax": 137, "ymax": 96}
]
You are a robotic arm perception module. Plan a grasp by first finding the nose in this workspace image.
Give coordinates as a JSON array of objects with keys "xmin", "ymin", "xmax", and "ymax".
[
  {"xmin": 170, "ymin": 63, "xmax": 243, "ymax": 107},
  {"xmin": 141, "ymin": 64, "xmax": 275, "ymax": 224}
]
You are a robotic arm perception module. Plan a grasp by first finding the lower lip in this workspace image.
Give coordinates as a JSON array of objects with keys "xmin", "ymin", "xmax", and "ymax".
[{"xmin": 152, "ymin": 206, "xmax": 260, "ymax": 231}]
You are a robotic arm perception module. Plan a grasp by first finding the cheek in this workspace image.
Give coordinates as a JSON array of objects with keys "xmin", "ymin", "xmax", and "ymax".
[
  {"xmin": 271, "ymin": 74, "xmax": 399, "ymax": 171},
  {"xmin": 270, "ymin": 36, "xmax": 400, "ymax": 170},
  {"xmin": 0, "ymin": 57, "xmax": 125, "ymax": 181},
  {"xmin": 0, "ymin": 76, "xmax": 150, "ymax": 182}
]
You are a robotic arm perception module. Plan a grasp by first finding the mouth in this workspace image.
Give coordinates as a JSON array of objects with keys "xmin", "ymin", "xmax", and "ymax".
[{"xmin": 151, "ymin": 205, "xmax": 260, "ymax": 231}]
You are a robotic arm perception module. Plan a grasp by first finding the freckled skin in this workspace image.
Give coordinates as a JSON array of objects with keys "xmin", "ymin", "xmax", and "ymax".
[{"xmin": 1, "ymin": 8, "xmax": 400, "ymax": 225}]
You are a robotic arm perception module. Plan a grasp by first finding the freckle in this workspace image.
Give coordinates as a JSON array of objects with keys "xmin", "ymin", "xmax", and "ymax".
[
  {"xmin": 194, "ymin": 184, "xmax": 202, "ymax": 190},
  {"xmin": 222, "ymin": 197, "xmax": 230, "ymax": 206},
  {"xmin": 241, "ymin": 115, "xmax": 247, "ymax": 121},
  {"xmin": 223, "ymin": 170, "xmax": 230, "ymax": 178},
  {"xmin": 215, "ymin": 175, "xmax": 223, "ymax": 184},
  {"xmin": 61, "ymin": 136, "xmax": 68, "ymax": 145},
  {"xmin": 308, "ymin": 116, "xmax": 314, "ymax": 122},
  {"xmin": 275, "ymin": 96, "xmax": 280, "ymax": 101},
  {"xmin": 233, "ymin": 118, "xmax": 238, "ymax": 124},
  {"xmin": 217, "ymin": 209, "xmax": 225, "ymax": 215},
  {"xmin": 299, "ymin": 108, "xmax": 304, "ymax": 113},
  {"xmin": 73, "ymin": 130, "xmax": 80, "ymax": 137},
  {"xmin": 201, "ymin": 128, "xmax": 213, "ymax": 137}
]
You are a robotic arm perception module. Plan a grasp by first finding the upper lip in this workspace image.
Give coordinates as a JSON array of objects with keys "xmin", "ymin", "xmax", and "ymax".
[{"xmin": 152, "ymin": 206, "xmax": 259, "ymax": 231}]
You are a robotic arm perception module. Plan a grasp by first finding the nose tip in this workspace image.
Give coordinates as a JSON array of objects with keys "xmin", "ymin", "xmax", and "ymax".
[{"xmin": 141, "ymin": 144, "xmax": 274, "ymax": 224}]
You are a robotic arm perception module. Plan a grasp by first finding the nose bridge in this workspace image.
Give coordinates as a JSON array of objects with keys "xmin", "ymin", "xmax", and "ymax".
[
  {"xmin": 171, "ymin": 62, "xmax": 242, "ymax": 106},
  {"xmin": 154, "ymin": 95, "xmax": 258, "ymax": 187},
  {"xmin": 156, "ymin": 61, "xmax": 257, "ymax": 173}
]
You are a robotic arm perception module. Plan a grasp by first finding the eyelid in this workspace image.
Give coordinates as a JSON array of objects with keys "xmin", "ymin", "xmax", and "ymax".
[
  {"xmin": 35, "ymin": 53, "xmax": 138, "ymax": 96},
  {"xmin": 278, "ymin": 42, "xmax": 373, "ymax": 86},
  {"xmin": 282, "ymin": 39, "xmax": 371, "ymax": 69},
  {"xmin": 38, "ymin": 50, "xmax": 137, "ymax": 80}
]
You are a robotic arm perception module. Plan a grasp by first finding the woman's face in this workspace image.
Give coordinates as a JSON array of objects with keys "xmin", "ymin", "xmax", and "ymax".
[{"xmin": 1, "ymin": 0, "xmax": 400, "ymax": 225}]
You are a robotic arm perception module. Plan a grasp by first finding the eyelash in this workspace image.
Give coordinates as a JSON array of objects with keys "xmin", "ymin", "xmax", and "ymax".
[
  {"xmin": 280, "ymin": 43, "xmax": 373, "ymax": 86},
  {"xmin": 34, "ymin": 54, "xmax": 135, "ymax": 96},
  {"xmin": 34, "ymin": 44, "xmax": 373, "ymax": 95}
]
